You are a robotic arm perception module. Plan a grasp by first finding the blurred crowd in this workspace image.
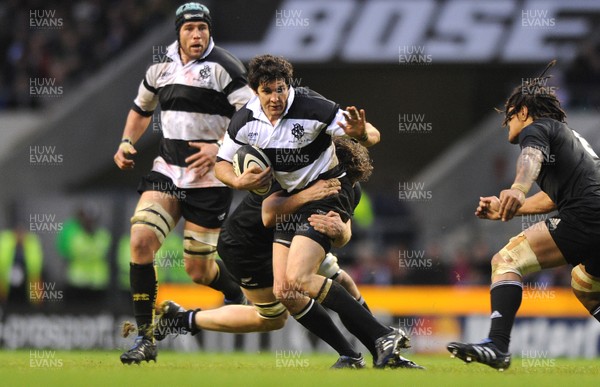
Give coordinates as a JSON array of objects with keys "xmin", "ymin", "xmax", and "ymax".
[{"xmin": 0, "ymin": 0, "xmax": 170, "ymax": 110}]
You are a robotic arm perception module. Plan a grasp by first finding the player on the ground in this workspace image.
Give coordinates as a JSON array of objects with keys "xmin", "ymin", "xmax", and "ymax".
[
  {"xmin": 114, "ymin": 3, "xmax": 253, "ymax": 365},
  {"xmin": 448, "ymin": 61, "xmax": 600, "ymax": 371},
  {"xmin": 155, "ymin": 138, "xmax": 423, "ymax": 369},
  {"xmin": 214, "ymin": 54, "xmax": 407, "ymax": 368}
]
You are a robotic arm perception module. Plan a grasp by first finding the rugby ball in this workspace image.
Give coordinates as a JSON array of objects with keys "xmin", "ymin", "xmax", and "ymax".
[{"xmin": 232, "ymin": 145, "xmax": 272, "ymax": 195}]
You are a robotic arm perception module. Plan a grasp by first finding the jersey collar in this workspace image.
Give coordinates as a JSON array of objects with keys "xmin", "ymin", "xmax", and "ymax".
[{"xmin": 247, "ymin": 86, "xmax": 296, "ymax": 124}]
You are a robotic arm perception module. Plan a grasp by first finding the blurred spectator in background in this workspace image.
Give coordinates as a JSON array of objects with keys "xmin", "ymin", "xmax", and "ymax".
[
  {"xmin": 56, "ymin": 204, "xmax": 111, "ymax": 308},
  {"xmin": 0, "ymin": 0, "xmax": 170, "ymax": 110},
  {"xmin": 0, "ymin": 221, "xmax": 44, "ymax": 312},
  {"xmin": 565, "ymin": 38, "xmax": 600, "ymax": 109}
]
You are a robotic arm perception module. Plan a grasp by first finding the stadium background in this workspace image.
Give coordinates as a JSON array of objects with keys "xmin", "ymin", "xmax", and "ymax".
[{"xmin": 1, "ymin": 0, "xmax": 600, "ymax": 360}]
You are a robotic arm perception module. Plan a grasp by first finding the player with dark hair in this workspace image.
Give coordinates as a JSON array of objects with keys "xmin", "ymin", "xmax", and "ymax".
[
  {"xmin": 156, "ymin": 137, "xmax": 422, "ymax": 369},
  {"xmin": 448, "ymin": 61, "xmax": 600, "ymax": 370},
  {"xmin": 214, "ymin": 54, "xmax": 408, "ymax": 369},
  {"xmin": 114, "ymin": 3, "xmax": 253, "ymax": 364}
]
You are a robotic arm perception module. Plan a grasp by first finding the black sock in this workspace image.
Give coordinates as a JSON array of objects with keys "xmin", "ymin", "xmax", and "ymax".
[
  {"xmin": 294, "ymin": 299, "xmax": 360, "ymax": 358},
  {"xmin": 488, "ymin": 280, "xmax": 522, "ymax": 352},
  {"xmin": 209, "ymin": 259, "xmax": 243, "ymax": 302},
  {"xmin": 590, "ymin": 304, "xmax": 600, "ymax": 323},
  {"xmin": 357, "ymin": 295, "xmax": 371, "ymax": 313},
  {"xmin": 130, "ymin": 263, "xmax": 157, "ymax": 339},
  {"xmin": 182, "ymin": 309, "xmax": 202, "ymax": 335},
  {"xmin": 319, "ymin": 280, "xmax": 390, "ymax": 344}
]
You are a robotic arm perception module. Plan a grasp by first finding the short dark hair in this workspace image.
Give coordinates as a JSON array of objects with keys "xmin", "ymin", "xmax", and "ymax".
[
  {"xmin": 334, "ymin": 137, "xmax": 373, "ymax": 184},
  {"xmin": 499, "ymin": 60, "xmax": 566, "ymax": 126},
  {"xmin": 247, "ymin": 55, "xmax": 293, "ymax": 91}
]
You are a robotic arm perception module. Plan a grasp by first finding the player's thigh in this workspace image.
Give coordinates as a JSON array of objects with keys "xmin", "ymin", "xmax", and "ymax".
[
  {"xmin": 286, "ymin": 235, "xmax": 325, "ymax": 282},
  {"xmin": 523, "ymin": 221, "xmax": 568, "ymax": 269},
  {"xmin": 242, "ymin": 287, "xmax": 277, "ymax": 305},
  {"xmin": 272, "ymin": 243, "xmax": 289, "ymax": 296}
]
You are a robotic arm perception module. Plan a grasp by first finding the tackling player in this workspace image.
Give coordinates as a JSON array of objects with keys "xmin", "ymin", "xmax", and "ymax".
[
  {"xmin": 155, "ymin": 138, "xmax": 422, "ymax": 369},
  {"xmin": 214, "ymin": 55, "xmax": 407, "ymax": 368},
  {"xmin": 448, "ymin": 61, "xmax": 600, "ymax": 370},
  {"xmin": 114, "ymin": 3, "xmax": 253, "ymax": 364}
]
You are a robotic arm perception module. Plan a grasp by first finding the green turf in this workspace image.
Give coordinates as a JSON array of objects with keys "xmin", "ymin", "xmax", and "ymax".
[{"xmin": 1, "ymin": 350, "xmax": 598, "ymax": 387}]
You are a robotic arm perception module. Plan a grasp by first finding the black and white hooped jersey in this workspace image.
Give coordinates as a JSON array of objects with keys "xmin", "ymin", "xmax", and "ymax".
[
  {"xmin": 218, "ymin": 87, "xmax": 348, "ymax": 192},
  {"xmin": 133, "ymin": 38, "xmax": 253, "ymax": 188}
]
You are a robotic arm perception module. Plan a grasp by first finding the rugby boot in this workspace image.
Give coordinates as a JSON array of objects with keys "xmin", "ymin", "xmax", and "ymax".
[
  {"xmin": 330, "ymin": 354, "xmax": 366, "ymax": 369},
  {"xmin": 447, "ymin": 338, "xmax": 511, "ymax": 371},
  {"xmin": 373, "ymin": 328, "xmax": 406, "ymax": 368},
  {"xmin": 120, "ymin": 336, "xmax": 157, "ymax": 365}
]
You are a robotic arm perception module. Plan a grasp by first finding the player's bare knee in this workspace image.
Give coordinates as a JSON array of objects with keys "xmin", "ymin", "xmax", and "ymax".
[
  {"xmin": 257, "ymin": 314, "xmax": 287, "ymax": 332},
  {"xmin": 129, "ymin": 230, "xmax": 159, "ymax": 264},
  {"xmin": 185, "ymin": 259, "xmax": 215, "ymax": 284}
]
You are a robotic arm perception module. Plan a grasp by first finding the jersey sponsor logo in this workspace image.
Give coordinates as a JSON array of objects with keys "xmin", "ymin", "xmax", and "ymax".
[{"xmin": 223, "ymin": 0, "xmax": 600, "ymax": 63}]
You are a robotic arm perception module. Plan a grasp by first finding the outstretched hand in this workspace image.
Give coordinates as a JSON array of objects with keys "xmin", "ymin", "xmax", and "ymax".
[{"xmin": 338, "ymin": 106, "xmax": 367, "ymax": 140}]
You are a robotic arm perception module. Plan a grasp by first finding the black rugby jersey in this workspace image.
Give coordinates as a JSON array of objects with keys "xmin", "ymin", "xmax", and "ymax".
[
  {"xmin": 220, "ymin": 183, "xmax": 362, "ymax": 252},
  {"xmin": 518, "ymin": 117, "xmax": 600, "ymax": 228}
]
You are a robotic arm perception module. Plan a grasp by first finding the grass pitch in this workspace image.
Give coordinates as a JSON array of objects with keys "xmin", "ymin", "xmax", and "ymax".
[{"xmin": 1, "ymin": 350, "xmax": 598, "ymax": 387}]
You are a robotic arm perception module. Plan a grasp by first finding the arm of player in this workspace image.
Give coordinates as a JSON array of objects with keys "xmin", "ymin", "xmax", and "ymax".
[
  {"xmin": 113, "ymin": 110, "xmax": 152, "ymax": 170},
  {"xmin": 308, "ymin": 211, "xmax": 352, "ymax": 248},
  {"xmin": 261, "ymin": 179, "xmax": 342, "ymax": 227},
  {"xmin": 476, "ymin": 191, "xmax": 556, "ymax": 220},
  {"xmin": 214, "ymin": 160, "xmax": 272, "ymax": 191},
  {"xmin": 499, "ymin": 146, "xmax": 543, "ymax": 221},
  {"xmin": 337, "ymin": 106, "xmax": 380, "ymax": 147}
]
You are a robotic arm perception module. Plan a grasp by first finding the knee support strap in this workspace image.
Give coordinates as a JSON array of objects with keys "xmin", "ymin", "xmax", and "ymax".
[
  {"xmin": 130, "ymin": 201, "xmax": 175, "ymax": 243},
  {"xmin": 254, "ymin": 300, "xmax": 287, "ymax": 319},
  {"xmin": 183, "ymin": 230, "xmax": 219, "ymax": 259},
  {"xmin": 492, "ymin": 233, "xmax": 541, "ymax": 278},
  {"xmin": 571, "ymin": 265, "xmax": 600, "ymax": 293},
  {"xmin": 316, "ymin": 253, "xmax": 342, "ymax": 280}
]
